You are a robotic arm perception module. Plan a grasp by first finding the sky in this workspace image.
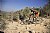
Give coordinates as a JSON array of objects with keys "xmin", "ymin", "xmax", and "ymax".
[{"xmin": 0, "ymin": 0, "xmax": 48, "ymax": 12}]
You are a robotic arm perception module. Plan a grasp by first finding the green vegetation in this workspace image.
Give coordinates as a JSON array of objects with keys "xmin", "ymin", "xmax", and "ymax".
[
  {"xmin": 13, "ymin": 7, "xmax": 31, "ymax": 21},
  {"xmin": 43, "ymin": 0, "xmax": 50, "ymax": 15}
]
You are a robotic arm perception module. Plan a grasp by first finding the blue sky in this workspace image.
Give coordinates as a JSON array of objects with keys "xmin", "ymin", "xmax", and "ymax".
[{"xmin": 0, "ymin": 0, "xmax": 48, "ymax": 12}]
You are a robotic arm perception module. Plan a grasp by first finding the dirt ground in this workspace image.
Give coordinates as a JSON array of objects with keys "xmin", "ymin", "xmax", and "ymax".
[{"xmin": 0, "ymin": 17, "xmax": 50, "ymax": 33}]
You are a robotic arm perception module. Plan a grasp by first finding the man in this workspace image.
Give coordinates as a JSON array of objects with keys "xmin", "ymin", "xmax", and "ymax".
[{"xmin": 30, "ymin": 9, "xmax": 39, "ymax": 21}]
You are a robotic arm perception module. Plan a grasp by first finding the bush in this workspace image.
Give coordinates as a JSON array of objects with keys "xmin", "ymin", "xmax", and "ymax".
[{"xmin": 13, "ymin": 17, "xmax": 18, "ymax": 22}]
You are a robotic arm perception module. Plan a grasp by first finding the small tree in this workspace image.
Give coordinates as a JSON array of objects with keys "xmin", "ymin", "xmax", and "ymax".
[{"xmin": 23, "ymin": 7, "xmax": 31, "ymax": 18}]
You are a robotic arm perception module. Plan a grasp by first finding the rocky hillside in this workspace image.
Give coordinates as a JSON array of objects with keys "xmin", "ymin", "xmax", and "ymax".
[
  {"xmin": 0, "ymin": 17, "xmax": 50, "ymax": 33},
  {"xmin": 0, "ymin": 7, "xmax": 50, "ymax": 33}
]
